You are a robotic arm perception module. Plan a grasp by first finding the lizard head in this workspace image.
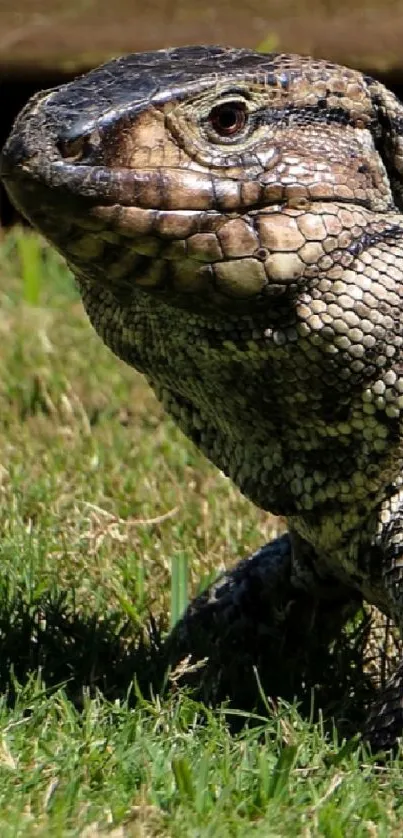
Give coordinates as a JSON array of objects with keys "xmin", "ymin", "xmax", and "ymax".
[{"xmin": 2, "ymin": 46, "xmax": 403, "ymax": 317}]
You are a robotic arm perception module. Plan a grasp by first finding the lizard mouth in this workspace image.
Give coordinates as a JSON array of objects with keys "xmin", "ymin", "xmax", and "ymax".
[
  {"xmin": 1, "ymin": 132, "xmax": 370, "ymax": 215},
  {"xmin": 0, "ymin": 146, "xmax": 387, "ymax": 310}
]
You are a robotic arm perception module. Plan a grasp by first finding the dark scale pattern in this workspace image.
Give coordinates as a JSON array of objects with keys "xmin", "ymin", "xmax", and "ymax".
[{"xmin": 4, "ymin": 46, "xmax": 403, "ymax": 749}]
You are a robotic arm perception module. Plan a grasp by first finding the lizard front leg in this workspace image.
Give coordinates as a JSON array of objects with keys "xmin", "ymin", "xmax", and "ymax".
[{"xmin": 365, "ymin": 663, "xmax": 403, "ymax": 751}]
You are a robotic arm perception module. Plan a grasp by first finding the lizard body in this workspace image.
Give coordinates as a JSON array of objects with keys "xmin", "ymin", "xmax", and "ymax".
[{"xmin": 3, "ymin": 46, "xmax": 403, "ymax": 747}]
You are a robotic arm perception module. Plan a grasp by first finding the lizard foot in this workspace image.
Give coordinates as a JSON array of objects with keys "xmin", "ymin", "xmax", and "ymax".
[{"xmin": 165, "ymin": 534, "xmax": 361, "ymax": 718}]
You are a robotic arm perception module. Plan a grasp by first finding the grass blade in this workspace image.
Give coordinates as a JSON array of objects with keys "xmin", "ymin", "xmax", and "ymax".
[
  {"xmin": 170, "ymin": 551, "xmax": 188, "ymax": 628},
  {"xmin": 16, "ymin": 230, "xmax": 42, "ymax": 305}
]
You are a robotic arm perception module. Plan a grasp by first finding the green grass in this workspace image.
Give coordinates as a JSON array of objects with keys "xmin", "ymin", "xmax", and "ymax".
[{"xmin": 0, "ymin": 227, "xmax": 402, "ymax": 835}]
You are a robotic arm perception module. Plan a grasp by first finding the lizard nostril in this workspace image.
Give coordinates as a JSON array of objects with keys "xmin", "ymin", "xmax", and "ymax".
[
  {"xmin": 58, "ymin": 135, "xmax": 88, "ymax": 163},
  {"xmin": 57, "ymin": 133, "xmax": 97, "ymax": 164}
]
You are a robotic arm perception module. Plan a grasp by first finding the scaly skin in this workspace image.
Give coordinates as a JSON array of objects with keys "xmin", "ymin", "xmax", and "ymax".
[{"xmin": 3, "ymin": 46, "xmax": 403, "ymax": 748}]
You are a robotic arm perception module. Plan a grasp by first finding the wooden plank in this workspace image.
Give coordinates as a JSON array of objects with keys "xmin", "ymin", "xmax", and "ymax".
[{"xmin": 1, "ymin": 1, "xmax": 403, "ymax": 77}]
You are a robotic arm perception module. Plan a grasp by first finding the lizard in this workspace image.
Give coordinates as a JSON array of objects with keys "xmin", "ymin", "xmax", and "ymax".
[{"xmin": 2, "ymin": 45, "xmax": 403, "ymax": 749}]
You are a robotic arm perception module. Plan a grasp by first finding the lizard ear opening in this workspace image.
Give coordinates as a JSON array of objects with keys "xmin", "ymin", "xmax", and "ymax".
[{"xmin": 370, "ymin": 80, "xmax": 403, "ymax": 210}]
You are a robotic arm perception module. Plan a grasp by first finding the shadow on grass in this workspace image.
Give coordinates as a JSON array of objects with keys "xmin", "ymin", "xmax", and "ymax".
[
  {"xmin": 0, "ymin": 591, "xmax": 168, "ymax": 705},
  {"xmin": 0, "ymin": 587, "xmax": 394, "ymax": 739}
]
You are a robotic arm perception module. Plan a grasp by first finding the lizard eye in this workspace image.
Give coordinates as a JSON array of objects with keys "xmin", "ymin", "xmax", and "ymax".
[{"xmin": 208, "ymin": 101, "xmax": 248, "ymax": 138}]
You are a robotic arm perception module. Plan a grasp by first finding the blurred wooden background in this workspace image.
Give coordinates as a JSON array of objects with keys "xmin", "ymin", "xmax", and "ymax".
[{"xmin": 1, "ymin": 0, "xmax": 403, "ymax": 76}]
